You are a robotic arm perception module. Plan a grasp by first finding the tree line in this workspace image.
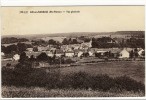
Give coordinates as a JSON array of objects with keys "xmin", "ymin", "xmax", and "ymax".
[
  {"xmin": 92, "ymin": 37, "xmax": 144, "ymax": 48},
  {"xmin": 1, "ymin": 43, "xmax": 32, "ymax": 54},
  {"xmin": 2, "ymin": 37, "xmax": 29, "ymax": 44}
]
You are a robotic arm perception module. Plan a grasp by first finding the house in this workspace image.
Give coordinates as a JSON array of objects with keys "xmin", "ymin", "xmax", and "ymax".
[
  {"xmin": 45, "ymin": 51, "xmax": 54, "ymax": 57},
  {"xmin": 119, "ymin": 48, "xmax": 130, "ymax": 58},
  {"xmin": 74, "ymin": 49, "xmax": 79, "ymax": 57},
  {"xmin": 96, "ymin": 50, "xmax": 108, "ymax": 57},
  {"xmin": 138, "ymin": 49, "xmax": 144, "ymax": 57},
  {"xmin": 65, "ymin": 51, "xmax": 74, "ymax": 57},
  {"xmin": 94, "ymin": 48, "xmax": 111, "ymax": 58},
  {"xmin": 1, "ymin": 52, "xmax": 5, "ymax": 59},
  {"xmin": 74, "ymin": 46, "xmax": 80, "ymax": 50},
  {"xmin": 125, "ymin": 48, "xmax": 133, "ymax": 52},
  {"xmin": 26, "ymin": 48, "xmax": 33, "ymax": 52},
  {"xmin": 25, "ymin": 51, "xmax": 42, "ymax": 58},
  {"xmin": 2, "ymin": 57, "xmax": 13, "ymax": 61},
  {"xmin": 13, "ymin": 54, "xmax": 20, "ymax": 61},
  {"xmin": 37, "ymin": 46, "xmax": 49, "ymax": 51},
  {"xmin": 76, "ymin": 49, "xmax": 88, "ymax": 57},
  {"xmin": 61, "ymin": 45, "xmax": 68, "ymax": 51},
  {"xmin": 50, "ymin": 47, "xmax": 56, "ymax": 52},
  {"xmin": 55, "ymin": 49, "xmax": 64, "ymax": 57},
  {"xmin": 78, "ymin": 51, "xmax": 84, "ymax": 57},
  {"xmin": 88, "ymin": 49, "xmax": 95, "ymax": 57},
  {"xmin": 39, "ymin": 61, "xmax": 49, "ymax": 67},
  {"xmin": 1, "ymin": 52, "xmax": 5, "ymax": 57},
  {"xmin": 72, "ymin": 44, "xmax": 81, "ymax": 50},
  {"xmin": 80, "ymin": 40, "xmax": 92, "ymax": 49},
  {"xmin": 2, "ymin": 54, "xmax": 13, "ymax": 61},
  {"xmin": 65, "ymin": 46, "xmax": 73, "ymax": 52},
  {"xmin": 110, "ymin": 48, "xmax": 121, "ymax": 58},
  {"xmin": 75, "ymin": 49, "xmax": 94, "ymax": 57}
]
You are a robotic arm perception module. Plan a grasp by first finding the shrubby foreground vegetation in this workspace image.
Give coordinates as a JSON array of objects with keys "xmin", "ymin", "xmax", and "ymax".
[{"xmin": 2, "ymin": 64, "xmax": 145, "ymax": 97}]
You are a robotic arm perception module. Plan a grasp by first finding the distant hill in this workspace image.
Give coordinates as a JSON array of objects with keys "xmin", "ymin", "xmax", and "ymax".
[
  {"xmin": 2, "ymin": 31, "xmax": 144, "ymax": 40},
  {"xmin": 114, "ymin": 31, "xmax": 144, "ymax": 35},
  {"xmin": 2, "ymin": 32, "xmax": 111, "ymax": 39}
]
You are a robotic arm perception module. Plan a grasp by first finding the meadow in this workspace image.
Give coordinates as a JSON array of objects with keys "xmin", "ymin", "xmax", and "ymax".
[
  {"xmin": 56, "ymin": 61, "xmax": 145, "ymax": 83},
  {"xmin": 2, "ymin": 60, "xmax": 145, "ymax": 97}
]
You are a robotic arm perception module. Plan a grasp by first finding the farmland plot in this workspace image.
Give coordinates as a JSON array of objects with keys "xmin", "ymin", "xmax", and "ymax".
[{"xmin": 58, "ymin": 61, "xmax": 145, "ymax": 83}]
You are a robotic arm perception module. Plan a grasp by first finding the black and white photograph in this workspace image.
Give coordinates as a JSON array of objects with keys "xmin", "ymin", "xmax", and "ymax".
[{"xmin": 1, "ymin": 6, "xmax": 145, "ymax": 97}]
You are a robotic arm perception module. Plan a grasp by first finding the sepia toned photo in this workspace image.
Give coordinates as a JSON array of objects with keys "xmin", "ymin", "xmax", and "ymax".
[{"xmin": 1, "ymin": 6, "xmax": 145, "ymax": 97}]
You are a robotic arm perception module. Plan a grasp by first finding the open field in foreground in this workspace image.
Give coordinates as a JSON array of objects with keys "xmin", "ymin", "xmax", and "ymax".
[
  {"xmin": 2, "ymin": 61, "xmax": 145, "ymax": 97},
  {"xmin": 2, "ymin": 86, "xmax": 145, "ymax": 97},
  {"xmin": 57, "ymin": 61, "xmax": 145, "ymax": 83}
]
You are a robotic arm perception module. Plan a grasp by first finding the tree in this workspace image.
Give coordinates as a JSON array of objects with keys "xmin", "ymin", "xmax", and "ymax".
[
  {"xmin": 14, "ymin": 52, "xmax": 32, "ymax": 76},
  {"xmin": 33, "ymin": 47, "xmax": 38, "ymax": 52},
  {"xmin": 130, "ymin": 50, "xmax": 134, "ymax": 58},
  {"xmin": 62, "ymin": 38, "xmax": 69, "ymax": 45},
  {"xmin": 26, "ymin": 44, "xmax": 33, "ymax": 48},
  {"xmin": 29, "ymin": 55, "xmax": 36, "ymax": 62},
  {"xmin": 83, "ymin": 52, "xmax": 89, "ymax": 57},
  {"xmin": 141, "ymin": 51, "xmax": 145, "ymax": 57},
  {"xmin": 19, "ymin": 52, "xmax": 28, "ymax": 63},
  {"xmin": 17, "ymin": 43, "xmax": 27, "ymax": 53},
  {"xmin": 2, "ymin": 37, "xmax": 28, "ymax": 44},
  {"xmin": 5, "ymin": 44, "xmax": 18, "ymax": 54},
  {"xmin": 134, "ymin": 48, "xmax": 138, "ymax": 58},
  {"xmin": 51, "ymin": 55, "xmax": 56, "ymax": 64},
  {"xmin": 48, "ymin": 39, "xmax": 57, "ymax": 45},
  {"xmin": 72, "ymin": 39, "xmax": 78, "ymax": 44},
  {"xmin": 37, "ymin": 52, "xmax": 48, "ymax": 61},
  {"xmin": 84, "ymin": 38, "xmax": 90, "ymax": 42},
  {"xmin": 14, "ymin": 61, "xmax": 33, "ymax": 77},
  {"xmin": 1, "ymin": 45, "xmax": 6, "ymax": 53},
  {"xmin": 29, "ymin": 55, "xmax": 37, "ymax": 68}
]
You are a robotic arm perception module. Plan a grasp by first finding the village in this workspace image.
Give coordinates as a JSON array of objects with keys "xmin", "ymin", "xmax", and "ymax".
[{"xmin": 1, "ymin": 31, "xmax": 145, "ymax": 68}]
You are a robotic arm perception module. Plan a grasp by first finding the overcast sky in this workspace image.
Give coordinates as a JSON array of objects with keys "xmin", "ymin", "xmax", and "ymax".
[{"xmin": 1, "ymin": 6, "xmax": 145, "ymax": 35}]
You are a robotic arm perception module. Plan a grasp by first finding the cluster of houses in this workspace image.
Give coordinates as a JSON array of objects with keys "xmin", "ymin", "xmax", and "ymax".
[{"xmin": 1, "ymin": 40, "xmax": 145, "ymax": 61}]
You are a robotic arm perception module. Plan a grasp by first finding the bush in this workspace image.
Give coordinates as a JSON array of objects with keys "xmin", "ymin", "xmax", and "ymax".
[
  {"xmin": 2, "ymin": 68, "xmax": 14, "ymax": 86},
  {"xmin": 6, "ymin": 63, "xmax": 11, "ymax": 67},
  {"xmin": 2, "ymin": 68, "xmax": 145, "ymax": 93},
  {"xmin": 63, "ymin": 72, "xmax": 92, "ymax": 89},
  {"xmin": 91, "ymin": 74, "xmax": 114, "ymax": 91},
  {"xmin": 14, "ymin": 62, "xmax": 33, "ymax": 75},
  {"xmin": 114, "ymin": 76, "xmax": 145, "ymax": 92}
]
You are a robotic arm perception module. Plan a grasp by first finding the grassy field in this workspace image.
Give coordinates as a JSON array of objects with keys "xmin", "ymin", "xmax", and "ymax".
[
  {"xmin": 2, "ymin": 86, "xmax": 145, "ymax": 97},
  {"xmin": 2, "ymin": 60, "xmax": 145, "ymax": 83},
  {"xmin": 2, "ymin": 60, "xmax": 18, "ymax": 68},
  {"xmin": 56, "ymin": 61, "xmax": 145, "ymax": 83},
  {"xmin": 2, "ymin": 60, "xmax": 145, "ymax": 97}
]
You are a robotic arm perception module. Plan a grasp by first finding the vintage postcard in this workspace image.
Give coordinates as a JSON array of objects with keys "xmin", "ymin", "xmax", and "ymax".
[{"xmin": 1, "ymin": 6, "xmax": 145, "ymax": 98}]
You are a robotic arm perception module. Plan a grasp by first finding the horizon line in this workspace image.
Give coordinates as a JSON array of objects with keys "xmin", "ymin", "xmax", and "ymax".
[{"xmin": 2, "ymin": 30, "xmax": 145, "ymax": 36}]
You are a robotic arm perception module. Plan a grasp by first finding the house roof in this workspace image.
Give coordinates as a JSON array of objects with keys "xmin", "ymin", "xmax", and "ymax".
[
  {"xmin": 125, "ymin": 48, "xmax": 133, "ymax": 52},
  {"xmin": 119, "ymin": 49, "xmax": 129, "ymax": 54},
  {"xmin": 65, "ymin": 51, "xmax": 74, "ymax": 53},
  {"xmin": 110, "ymin": 48, "xmax": 122, "ymax": 53},
  {"xmin": 25, "ymin": 51, "xmax": 42, "ymax": 58},
  {"xmin": 45, "ymin": 51, "xmax": 53, "ymax": 54},
  {"xmin": 1, "ymin": 52, "xmax": 5, "ymax": 56},
  {"xmin": 55, "ymin": 49, "xmax": 64, "ymax": 54},
  {"xmin": 138, "ymin": 48, "xmax": 144, "ymax": 52}
]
